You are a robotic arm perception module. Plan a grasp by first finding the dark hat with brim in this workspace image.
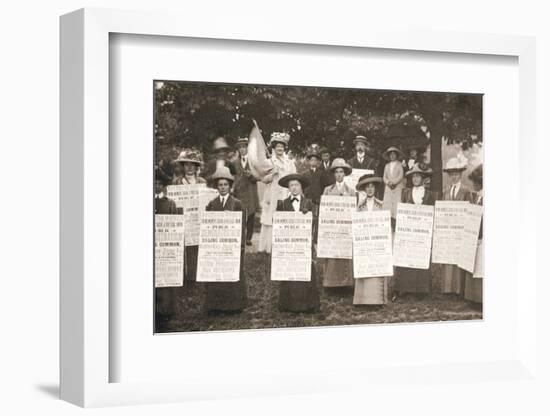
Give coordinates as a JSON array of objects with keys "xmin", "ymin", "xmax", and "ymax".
[
  {"xmin": 212, "ymin": 137, "xmax": 230, "ymax": 152},
  {"xmin": 278, "ymin": 173, "xmax": 310, "ymax": 189},
  {"xmin": 306, "ymin": 149, "xmax": 321, "ymax": 159},
  {"xmin": 405, "ymin": 163, "xmax": 433, "ymax": 177},
  {"xmin": 383, "ymin": 146, "xmax": 405, "ymax": 161},
  {"xmin": 355, "ymin": 174, "xmax": 383, "ymax": 191},
  {"xmin": 235, "ymin": 137, "xmax": 249, "ymax": 148}
]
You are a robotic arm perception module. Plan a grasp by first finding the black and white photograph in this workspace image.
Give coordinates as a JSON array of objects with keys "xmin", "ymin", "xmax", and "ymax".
[{"xmin": 153, "ymin": 81, "xmax": 483, "ymax": 333}]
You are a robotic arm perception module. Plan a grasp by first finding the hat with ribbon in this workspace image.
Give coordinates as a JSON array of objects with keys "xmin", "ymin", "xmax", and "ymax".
[
  {"xmin": 235, "ymin": 137, "xmax": 249, "ymax": 148},
  {"xmin": 443, "ymin": 157, "xmax": 467, "ymax": 173},
  {"xmin": 355, "ymin": 173, "xmax": 383, "ymax": 191},
  {"xmin": 305, "ymin": 145, "xmax": 322, "ymax": 160},
  {"xmin": 329, "ymin": 158, "xmax": 352, "ymax": 175},
  {"xmin": 383, "ymin": 146, "xmax": 405, "ymax": 161},
  {"xmin": 278, "ymin": 173, "xmax": 310, "ymax": 189},
  {"xmin": 173, "ymin": 148, "xmax": 204, "ymax": 166},
  {"xmin": 353, "ymin": 135, "xmax": 370, "ymax": 146},
  {"xmin": 405, "ymin": 162, "xmax": 433, "ymax": 177}
]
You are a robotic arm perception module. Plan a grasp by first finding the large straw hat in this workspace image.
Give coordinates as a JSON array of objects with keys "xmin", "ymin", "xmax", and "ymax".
[
  {"xmin": 210, "ymin": 166, "xmax": 234, "ymax": 184},
  {"xmin": 212, "ymin": 137, "xmax": 230, "ymax": 152},
  {"xmin": 443, "ymin": 157, "xmax": 467, "ymax": 172},
  {"xmin": 173, "ymin": 148, "xmax": 203, "ymax": 165},
  {"xmin": 383, "ymin": 146, "xmax": 405, "ymax": 161},
  {"xmin": 329, "ymin": 158, "xmax": 352, "ymax": 175},
  {"xmin": 405, "ymin": 162, "xmax": 433, "ymax": 177},
  {"xmin": 278, "ymin": 173, "xmax": 310, "ymax": 189},
  {"xmin": 269, "ymin": 132, "xmax": 290, "ymax": 147},
  {"xmin": 355, "ymin": 173, "xmax": 383, "ymax": 191}
]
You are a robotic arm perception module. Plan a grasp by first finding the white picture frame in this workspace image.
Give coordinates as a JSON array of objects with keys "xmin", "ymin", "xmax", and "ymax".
[{"xmin": 60, "ymin": 8, "xmax": 538, "ymax": 407}]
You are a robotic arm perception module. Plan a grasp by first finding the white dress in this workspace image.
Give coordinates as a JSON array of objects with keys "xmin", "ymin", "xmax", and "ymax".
[{"xmin": 257, "ymin": 154, "xmax": 296, "ymax": 253}]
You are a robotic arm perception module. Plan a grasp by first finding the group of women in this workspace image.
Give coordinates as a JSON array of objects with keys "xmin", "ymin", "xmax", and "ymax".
[{"xmin": 155, "ymin": 132, "xmax": 484, "ymax": 322}]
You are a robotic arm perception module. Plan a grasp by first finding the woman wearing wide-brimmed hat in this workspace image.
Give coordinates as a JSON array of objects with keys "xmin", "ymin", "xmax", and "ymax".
[
  {"xmin": 274, "ymin": 174, "xmax": 320, "ymax": 312},
  {"xmin": 321, "ymin": 158, "xmax": 355, "ymax": 290},
  {"xmin": 171, "ymin": 149, "xmax": 206, "ymax": 285},
  {"xmin": 464, "ymin": 164, "xmax": 483, "ymax": 304},
  {"xmin": 353, "ymin": 173, "xmax": 391, "ymax": 305},
  {"xmin": 257, "ymin": 132, "xmax": 296, "ymax": 254},
  {"xmin": 381, "ymin": 146, "xmax": 405, "ymax": 223},
  {"xmin": 203, "ymin": 167, "xmax": 247, "ymax": 313},
  {"xmin": 392, "ymin": 163, "xmax": 437, "ymax": 300},
  {"xmin": 440, "ymin": 157, "xmax": 473, "ymax": 298}
]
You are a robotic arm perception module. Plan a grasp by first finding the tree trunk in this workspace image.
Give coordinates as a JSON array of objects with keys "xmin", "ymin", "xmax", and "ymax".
[{"xmin": 429, "ymin": 128, "xmax": 443, "ymax": 197}]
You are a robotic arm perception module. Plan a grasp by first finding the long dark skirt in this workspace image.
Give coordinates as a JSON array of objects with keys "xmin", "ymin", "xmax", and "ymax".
[
  {"xmin": 464, "ymin": 273, "xmax": 482, "ymax": 303},
  {"xmin": 184, "ymin": 246, "xmax": 199, "ymax": 283},
  {"xmin": 441, "ymin": 264, "xmax": 465, "ymax": 295},
  {"xmin": 278, "ymin": 263, "xmax": 320, "ymax": 313},
  {"xmin": 394, "ymin": 267, "xmax": 431, "ymax": 294},
  {"xmin": 204, "ymin": 279, "xmax": 247, "ymax": 312}
]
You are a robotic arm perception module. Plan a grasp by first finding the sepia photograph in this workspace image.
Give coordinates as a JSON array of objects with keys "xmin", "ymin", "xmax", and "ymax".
[{"xmin": 153, "ymin": 80, "xmax": 483, "ymax": 333}]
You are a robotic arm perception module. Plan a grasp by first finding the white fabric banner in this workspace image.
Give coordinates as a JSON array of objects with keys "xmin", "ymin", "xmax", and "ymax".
[
  {"xmin": 352, "ymin": 210, "xmax": 394, "ymax": 278},
  {"xmin": 196, "ymin": 211, "xmax": 242, "ymax": 282},
  {"xmin": 393, "ymin": 203, "xmax": 434, "ymax": 269},
  {"xmin": 154, "ymin": 214, "xmax": 185, "ymax": 287},
  {"xmin": 432, "ymin": 200, "xmax": 470, "ymax": 264},
  {"xmin": 271, "ymin": 211, "xmax": 313, "ymax": 281},
  {"xmin": 317, "ymin": 195, "xmax": 356, "ymax": 259}
]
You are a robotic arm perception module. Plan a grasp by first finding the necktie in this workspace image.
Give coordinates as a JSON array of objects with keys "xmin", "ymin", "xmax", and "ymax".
[
  {"xmin": 451, "ymin": 186, "xmax": 456, "ymax": 200},
  {"xmin": 291, "ymin": 197, "xmax": 298, "ymax": 203},
  {"xmin": 220, "ymin": 196, "xmax": 225, "ymax": 207}
]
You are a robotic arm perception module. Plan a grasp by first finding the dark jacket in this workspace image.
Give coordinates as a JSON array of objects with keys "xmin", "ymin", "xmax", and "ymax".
[
  {"xmin": 441, "ymin": 183, "xmax": 473, "ymax": 203},
  {"xmin": 320, "ymin": 160, "xmax": 334, "ymax": 189},
  {"xmin": 276, "ymin": 195, "xmax": 315, "ymax": 214},
  {"xmin": 205, "ymin": 194, "xmax": 243, "ymax": 212},
  {"xmin": 401, "ymin": 187, "xmax": 437, "ymax": 206},
  {"xmin": 348, "ymin": 155, "xmax": 380, "ymax": 175},
  {"xmin": 232, "ymin": 158, "xmax": 259, "ymax": 215},
  {"xmin": 155, "ymin": 195, "xmax": 177, "ymax": 214},
  {"xmin": 303, "ymin": 168, "xmax": 324, "ymax": 205}
]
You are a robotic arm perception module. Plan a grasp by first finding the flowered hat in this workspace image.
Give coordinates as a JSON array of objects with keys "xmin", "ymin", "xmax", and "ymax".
[
  {"xmin": 443, "ymin": 157, "xmax": 467, "ymax": 172},
  {"xmin": 269, "ymin": 132, "xmax": 290, "ymax": 147},
  {"xmin": 329, "ymin": 158, "xmax": 352, "ymax": 175},
  {"xmin": 173, "ymin": 148, "xmax": 204, "ymax": 166},
  {"xmin": 405, "ymin": 162, "xmax": 433, "ymax": 177}
]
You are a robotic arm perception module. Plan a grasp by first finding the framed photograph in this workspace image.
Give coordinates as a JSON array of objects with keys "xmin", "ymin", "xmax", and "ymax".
[{"xmin": 60, "ymin": 8, "xmax": 538, "ymax": 408}]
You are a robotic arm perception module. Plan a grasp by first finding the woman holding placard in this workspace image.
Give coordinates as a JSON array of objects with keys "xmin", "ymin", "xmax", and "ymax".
[
  {"xmin": 321, "ymin": 158, "xmax": 355, "ymax": 290},
  {"xmin": 464, "ymin": 164, "xmax": 483, "ymax": 304},
  {"xmin": 203, "ymin": 167, "xmax": 247, "ymax": 313},
  {"xmin": 440, "ymin": 157, "xmax": 473, "ymax": 298},
  {"xmin": 382, "ymin": 146, "xmax": 405, "ymax": 225},
  {"xmin": 392, "ymin": 163, "xmax": 436, "ymax": 301},
  {"xmin": 172, "ymin": 149, "xmax": 207, "ymax": 284},
  {"xmin": 353, "ymin": 173, "xmax": 391, "ymax": 305},
  {"xmin": 275, "ymin": 174, "xmax": 320, "ymax": 312}
]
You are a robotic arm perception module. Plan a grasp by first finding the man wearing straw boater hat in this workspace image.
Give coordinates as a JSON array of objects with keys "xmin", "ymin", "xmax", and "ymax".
[
  {"xmin": 232, "ymin": 137, "xmax": 259, "ymax": 246},
  {"xmin": 347, "ymin": 135, "xmax": 380, "ymax": 174},
  {"xmin": 203, "ymin": 136, "xmax": 237, "ymax": 180},
  {"xmin": 440, "ymin": 157, "xmax": 473, "ymax": 299}
]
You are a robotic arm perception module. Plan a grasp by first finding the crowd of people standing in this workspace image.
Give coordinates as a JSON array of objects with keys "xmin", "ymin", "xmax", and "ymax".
[{"xmin": 155, "ymin": 130, "xmax": 483, "ymax": 324}]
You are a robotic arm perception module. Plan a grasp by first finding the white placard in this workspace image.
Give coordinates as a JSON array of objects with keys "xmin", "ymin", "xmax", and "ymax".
[
  {"xmin": 393, "ymin": 203, "xmax": 434, "ymax": 269},
  {"xmin": 352, "ymin": 210, "xmax": 394, "ymax": 278},
  {"xmin": 271, "ymin": 211, "xmax": 313, "ymax": 281},
  {"xmin": 431, "ymin": 200, "xmax": 470, "ymax": 264},
  {"xmin": 317, "ymin": 195, "xmax": 356, "ymax": 259},
  {"xmin": 166, "ymin": 184, "xmax": 214, "ymax": 246},
  {"xmin": 344, "ymin": 168, "xmax": 374, "ymax": 191},
  {"xmin": 199, "ymin": 186, "xmax": 220, "ymax": 210},
  {"xmin": 196, "ymin": 211, "xmax": 242, "ymax": 282},
  {"xmin": 458, "ymin": 204, "xmax": 483, "ymax": 273},
  {"xmin": 154, "ymin": 214, "xmax": 185, "ymax": 287}
]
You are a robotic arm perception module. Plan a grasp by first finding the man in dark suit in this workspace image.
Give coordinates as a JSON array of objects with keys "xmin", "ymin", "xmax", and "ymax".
[
  {"xmin": 232, "ymin": 137, "xmax": 259, "ymax": 245},
  {"xmin": 154, "ymin": 169, "xmax": 177, "ymax": 214},
  {"xmin": 347, "ymin": 135, "xmax": 380, "ymax": 174},
  {"xmin": 319, "ymin": 147, "xmax": 334, "ymax": 190}
]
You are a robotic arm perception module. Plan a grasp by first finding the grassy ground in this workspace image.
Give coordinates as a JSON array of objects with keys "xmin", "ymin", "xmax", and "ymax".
[{"xmin": 158, "ymin": 245, "xmax": 482, "ymax": 333}]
